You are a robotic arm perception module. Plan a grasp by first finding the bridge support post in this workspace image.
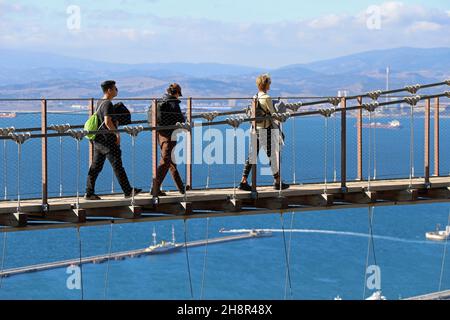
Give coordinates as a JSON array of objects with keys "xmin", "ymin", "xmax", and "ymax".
[
  {"xmin": 88, "ymin": 98, "xmax": 95, "ymax": 166},
  {"xmin": 186, "ymin": 98, "xmax": 193, "ymax": 190},
  {"xmin": 433, "ymin": 97, "xmax": 440, "ymax": 177},
  {"xmin": 41, "ymin": 99, "xmax": 48, "ymax": 212},
  {"xmin": 251, "ymin": 98, "xmax": 258, "ymax": 198},
  {"xmin": 340, "ymin": 97, "xmax": 347, "ymax": 191},
  {"xmin": 424, "ymin": 98, "xmax": 431, "ymax": 186},
  {"xmin": 356, "ymin": 96, "xmax": 363, "ymax": 181},
  {"xmin": 151, "ymin": 99, "xmax": 158, "ymax": 196}
]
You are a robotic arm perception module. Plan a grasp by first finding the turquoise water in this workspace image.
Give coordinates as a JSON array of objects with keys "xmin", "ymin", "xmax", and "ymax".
[{"xmin": 0, "ymin": 110, "xmax": 449, "ymax": 300}]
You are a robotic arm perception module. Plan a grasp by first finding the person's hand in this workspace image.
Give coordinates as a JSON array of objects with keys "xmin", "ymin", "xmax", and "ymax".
[{"xmin": 116, "ymin": 134, "xmax": 121, "ymax": 145}]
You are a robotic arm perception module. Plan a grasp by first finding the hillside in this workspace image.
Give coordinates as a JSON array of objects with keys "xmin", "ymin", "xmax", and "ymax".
[{"xmin": 0, "ymin": 47, "xmax": 449, "ymax": 99}]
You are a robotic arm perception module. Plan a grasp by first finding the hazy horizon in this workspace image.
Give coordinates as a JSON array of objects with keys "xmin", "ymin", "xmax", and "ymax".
[{"xmin": 3, "ymin": 46, "xmax": 450, "ymax": 69}]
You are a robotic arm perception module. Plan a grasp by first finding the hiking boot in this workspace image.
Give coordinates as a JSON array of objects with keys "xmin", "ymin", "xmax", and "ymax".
[
  {"xmin": 274, "ymin": 182, "xmax": 290, "ymax": 190},
  {"xmin": 125, "ymin": 188, "xmax": 142, "ymax": 198},
  {"xmin": 84, "ymin": 193, "xmax": 101, "ymax": 200},
  {"xmin": 238, "ymin": 182, "xmax": 252, "ymax": 191},
  {"xmin": 179, "ymin": 184, "xmax": 191, "ymax": 194},
  {"xmin": 150, "ymin": 187, "xmax": 167, "ymax": 197},
  {"xmin": 152, "ymin": 190, "xmax": 167, "ymax": 197}
]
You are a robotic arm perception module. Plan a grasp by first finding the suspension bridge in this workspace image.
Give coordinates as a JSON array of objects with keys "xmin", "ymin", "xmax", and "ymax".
[
  {"xmin": 0, "ymin": 80, "xmax": 449, "ymax": 232},
  {"xmin": 0, "ymin": 80, "xmax": 450, "ymax": 300}
]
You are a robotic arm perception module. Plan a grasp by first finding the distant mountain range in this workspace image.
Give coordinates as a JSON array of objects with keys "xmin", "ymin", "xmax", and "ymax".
[{"xmin": 0, "ymin": 47, "xmax": 449, "ymax": 99}]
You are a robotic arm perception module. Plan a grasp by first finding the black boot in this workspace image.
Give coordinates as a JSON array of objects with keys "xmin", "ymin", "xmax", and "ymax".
[
  {"xmin": 151, "ymin": 179, "xmax": 166, "ymax": 196},
  {"xmin": 239, "ymin": 182, "xmax": 252, "ymax": 191},
  {"xmin": 274, "ymin": 181, "xmax": 290, "ymax": 190}
]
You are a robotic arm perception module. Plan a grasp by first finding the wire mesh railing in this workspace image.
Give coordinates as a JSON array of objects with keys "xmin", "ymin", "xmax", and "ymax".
[{"xmin": 0, "ymin": 81, "xmax": 449, "ymax": 206}]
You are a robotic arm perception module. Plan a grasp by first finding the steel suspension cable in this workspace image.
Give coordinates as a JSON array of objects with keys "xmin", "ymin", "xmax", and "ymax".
[
  {"xmin": 206, "ymin": 120, "xmax": 212, "ymax": 189},
  {"xmin": 409, "ymin": 104, "xmax": 415, "ymax": 188},
  {"xmin": 438, "ymin": 211, "xmax": 450, "ymax": 293},
  {"xmin": 111, "ymin": 167, "xmax": 115, "ymax": 193},
  {"xmin": 16, "ymin": 143, "xmax": 22, "ymax": 213},
  {"xmin": 183, "ymin": 219, "xmax": 194, "ymax": 299},
  {"xmin": 50, "ymin": 125, "xmax": 70, "ymax": 197},
  {"xmin": 280, "ymin": 213, "xmax": 293, "ymax": 300},
  {"xmin": 59, "ymin": 136, "xmax": 63, "ymax": 196},
  {"xmin": 373, "ymin": 110, "xmax": 378, "ymax": 180},
  {"xmin": 66, "ymin": 131, "xmax": 88, "ymax": 205},
  {"xmin": 200, "ymin": 217, "xmax": 210, "ymax": 300},
  {"xmin": 184, "ymin": 130, "xmax": 188, "ymax": 203},
  {"xmin": 3, "ymin": 140, "xmax": 7, "ymax": 200},
  {"xmin": 333, "ymin": 111, "xmax": 337, "ymax": 182},
  {"xmin": 233, "ymin": 128, "xmax": 237, "ymax": 199},
  {"xmin": 1, "ymin": 128, "xmax": 15, "ymax": 201},
  {"xmin": 324, "ymin": 116, "xmax": 329, "ymax": 193},
  {"xmin": 363, "ymin": 206, "xmax": 377, "ymax": 299},
  {"xmin": 76, "ymin": 139, "xmax": 81, "ymax": 210},
  {"xmin": 278, "ymin": 125, "xmax": 282, "ymax": 196},
  {"xmin": 0, "ymin": 232, "xmax": 7, "ymax": 289},
  {"xmin": 77, "ymin": 227, "xmax": 84, "ymax": 300},
  {"xmin": 104, "ymin": 221, "xmax": 114, "ymax": 300},
  {"xmin": 131, "ymin": 135, "xmax": 136, "ymax": 207},
  {"xmin": 291, "ymin": 117, "xmax": 297, "ymax": 184},
  {"xmin": 368, "ymin": 208, "xmax": 378, "ymax": 267},
  {"xmin": 368, "ymin": 110, "xmax": 372, "ymax": 191},
  {"xmin": 284, "ymin": 212, "xmax": 296, "ymax": 300}
]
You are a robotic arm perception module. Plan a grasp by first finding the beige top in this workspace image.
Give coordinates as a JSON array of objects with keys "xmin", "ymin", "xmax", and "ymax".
[{"xmin": 256, "ymin": 91, "xmax": 276, "ymax": 129}]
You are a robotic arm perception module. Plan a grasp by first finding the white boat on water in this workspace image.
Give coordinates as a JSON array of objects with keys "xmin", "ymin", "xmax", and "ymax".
[
  {"xmin": 333, "ymin": 291, "xmax": 387, "ymax": 300},
  {"xmin": 249, "ymin": 229, "xmax": 273, "ymax": 237},
  {"xmin": 219, "ymin": 228, "xmax": 273, "ymax": 237},
  {"xmin": 0, "ymin": 112, "xmax": 16, "ymax": 118},
  {"xmin": 426, "ymin": 225, "xmax": 450, "ymax": 241},
  {"xmin": 360, "ymin": 120, "xmax": 401, "ymax": 129},
  {"xmin": 365, "ymin": 291, "xmax": 387, "ymax": 300},
  {"xmin": 144, "ymin": 225, "xmax": 182, "ymax": 253}
]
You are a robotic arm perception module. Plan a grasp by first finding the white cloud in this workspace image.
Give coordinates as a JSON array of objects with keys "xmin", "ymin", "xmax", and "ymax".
[
  {"xmin": 0, "ymin": 0, "xmax": 40, "ymax": 14},
  {"xmin": 408, "ymin": 21, "xmax": 443, "ymax": 32},
  {"xmin": 0, "ymin": 1, "xmax": 449, "ymax": 67},
  {"xmin": 308, "ymin": 14, "xmax": 343, "ymax": 29}
]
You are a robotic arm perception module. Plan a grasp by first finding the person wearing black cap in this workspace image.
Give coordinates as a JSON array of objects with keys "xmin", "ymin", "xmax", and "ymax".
[
  {"xmin": 151, "ymin": 83, "xmax": 186, "ymax": 196},
  {"xmin": 85, "ymin": 80, "xmax": 142, "ymax": 200}
]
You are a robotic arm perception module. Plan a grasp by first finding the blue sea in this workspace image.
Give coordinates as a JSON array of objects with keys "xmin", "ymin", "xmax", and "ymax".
[{"xmin": 0, "ymin": 105, "xmax": 449, "ymax": 300}]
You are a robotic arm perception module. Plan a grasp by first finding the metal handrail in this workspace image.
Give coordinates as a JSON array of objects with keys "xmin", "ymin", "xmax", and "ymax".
[{"xmin": 1, "ymin": 91, "xmax": 448, "ymax": 140}]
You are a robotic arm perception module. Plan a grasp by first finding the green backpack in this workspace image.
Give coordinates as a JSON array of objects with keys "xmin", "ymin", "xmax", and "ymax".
[
  {"xmin": 84, "ymin": 112, "xmax": 100, "ymax": 140},
  {"xmin": 84, "ymin": 101, "xmax": 107, "ymax": 140}
]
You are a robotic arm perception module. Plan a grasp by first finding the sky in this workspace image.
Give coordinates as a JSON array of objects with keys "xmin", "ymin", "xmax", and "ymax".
[{"xmin": 0, "ymin": 0, "xmax": 449, "ymax": 67}]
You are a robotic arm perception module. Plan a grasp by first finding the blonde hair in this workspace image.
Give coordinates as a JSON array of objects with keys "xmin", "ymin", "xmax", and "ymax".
[{"xmin": 256, "ymin": 74, "xmax": 271, "ymax": 92}]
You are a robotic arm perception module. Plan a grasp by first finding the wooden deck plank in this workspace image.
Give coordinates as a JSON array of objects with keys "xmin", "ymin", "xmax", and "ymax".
[{"xmin": 0, "ymin": 176, "xmax": 448, "ymax": 230}]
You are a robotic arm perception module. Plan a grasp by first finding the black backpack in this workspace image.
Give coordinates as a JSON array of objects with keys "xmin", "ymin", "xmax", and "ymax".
[
  {"xmin": 147, "ymin": 99, "xmax": 184, "ymax": 127},
  {"xmin": 147, "ymin": 100, "xmax": 167, "ymax": 126},
  {"xmin": 113, "ymin": 102, "xmax": 131, "ymax": 126},
  {"xmin": 245, "ymin": 92, "xmax": 270, "ymax": 119}
]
